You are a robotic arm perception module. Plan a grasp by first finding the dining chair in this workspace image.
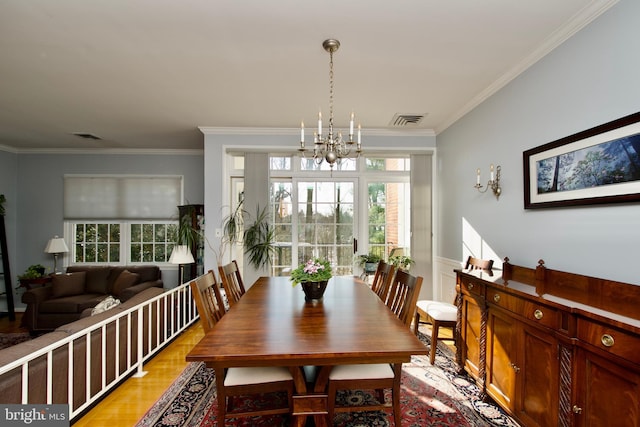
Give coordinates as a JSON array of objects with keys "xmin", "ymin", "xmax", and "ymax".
[
  {"xmin": 414, "ymin": 256, "xmax": 494, "ymax": 364},
  {"xmin": 385, "ymin": 269, "xmax": 424, "ymax": 328},
  {"xmin": 327, "ymin": 270, "xmax": 423, "ymax": 425},
  {"xmin": 218, "ymin": 260, "xmax": 246, "ymax": 307},
  {"xmin": 189, "ymin": 270, "xmax": 226, "ymax": 333},
  {"xmin": 370, "ymin": 260, "xmax": 396, "ymax": 304},
  {"xmin": 188, "ymin": 270, "xmax": 294, "ymax": 424}
]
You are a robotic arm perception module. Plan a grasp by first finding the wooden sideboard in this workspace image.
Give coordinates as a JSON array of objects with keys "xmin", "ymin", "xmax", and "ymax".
[{"xmin": 455, "ymin": 258, "xmax": 640, "ymax": 427}]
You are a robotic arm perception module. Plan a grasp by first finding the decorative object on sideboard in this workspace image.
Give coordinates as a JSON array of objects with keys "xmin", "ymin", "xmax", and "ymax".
[
  {"xmin": 169, "ymin": 245, "xmax": 195, "ymax": 285},
  {"xmin": 474, "ymin": 164, "xmax": 502, "ymax": 199},
  {"xmin": 297, "ymin": 39, "xmax": 363, "ymax": 171},
  {"xmin": 44, "ymin": 236, "xmax": 69, "ymax": 274}
]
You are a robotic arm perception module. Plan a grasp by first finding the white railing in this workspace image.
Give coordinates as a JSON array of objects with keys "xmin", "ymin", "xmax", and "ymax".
[{"xmin": 0, "ymin": 282, "xmax": 198, "ymax": 421}]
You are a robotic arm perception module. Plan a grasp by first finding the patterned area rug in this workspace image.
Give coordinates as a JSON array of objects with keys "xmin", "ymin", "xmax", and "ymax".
[
  {"xmin": 136, "ymin": 330, "xmax": 520, "ymax": 426},
  {"xmin": 0, "ymin": 332, "xmax": 32, "ymax": 350}
]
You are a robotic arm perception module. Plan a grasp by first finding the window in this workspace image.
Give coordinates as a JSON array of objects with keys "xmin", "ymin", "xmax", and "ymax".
[
  {"xmin": 70, "ymin": 221, "xmax": 178, "ymax": 264},
  {"xmin": 64, "ymin": 175, "xmax": 183, "ymax": 266}
]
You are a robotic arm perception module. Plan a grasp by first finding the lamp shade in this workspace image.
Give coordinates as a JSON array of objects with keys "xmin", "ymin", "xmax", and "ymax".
[
  {"xmin": 45, "ymin": 236, "xmax": 69, "ymax": 254},
  {"xmin": 169, "ymin": 245, "xmax": 195, "ymax": 265}
]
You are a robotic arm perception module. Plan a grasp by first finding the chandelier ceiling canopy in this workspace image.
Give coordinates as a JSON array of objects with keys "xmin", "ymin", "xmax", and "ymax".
[{"xmin": 298, "ymin": 39, "xmax": 362, "ymax": 169}]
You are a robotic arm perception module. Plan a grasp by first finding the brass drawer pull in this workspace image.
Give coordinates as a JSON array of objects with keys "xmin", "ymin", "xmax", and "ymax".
[
  {"xmin": 534, "ymin": 309, "xmax": 543, "ymax": 320},
  {"xmin": 601, "ymin": 334, "xmax": 615, "ymax": 347},
  {"xmin": 493, "ymin": 294, "xmax": 501, "ymax": 303},
  {"xmin": 468, "ymin": 283, "xmax": 474, "ymax": 290},
  {"xmin": 572, "ymin": 405, "xmax": 582, "ymax": 414}
]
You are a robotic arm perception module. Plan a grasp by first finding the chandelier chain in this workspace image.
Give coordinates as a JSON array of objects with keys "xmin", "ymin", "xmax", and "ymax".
[{"xmin": 328, "ymin": 49, "xmax": 334, "ymax": 133}]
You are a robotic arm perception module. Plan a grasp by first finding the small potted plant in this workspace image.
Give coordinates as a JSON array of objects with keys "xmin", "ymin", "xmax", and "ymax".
[
  {"xmin": 290, "ymin": 258, "xmax": 333, "ymax": 302},
  {"xmin": 18, "ymin": 264, "xmax": 47, "ymax": 287},
  {"xmin": 390, "ymin": 255, "xmax": 414, "ymax": 271},
  {"xmin": 357, "ymin": 252, "xmax": 381, "ymax": 275}
]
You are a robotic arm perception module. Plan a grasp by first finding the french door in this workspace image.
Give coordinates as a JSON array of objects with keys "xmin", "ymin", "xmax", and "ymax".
[{"xmin": 271, "ymin": 179, "xmax": 357, "ymax": 276}]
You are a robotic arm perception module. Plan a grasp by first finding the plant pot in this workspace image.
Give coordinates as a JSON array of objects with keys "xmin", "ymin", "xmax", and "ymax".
[
  {"xmin": 301, "ymin": 280, "xmax": 328, "ymax": 302},
  {"xmin": 364, "ymin": 262, "xmax": 378, "ymax": 274}
]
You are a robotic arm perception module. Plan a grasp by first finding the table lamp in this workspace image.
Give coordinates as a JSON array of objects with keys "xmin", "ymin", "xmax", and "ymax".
[
  {"xmin": 45, "ymin": 235, "xmax": 69, "ymax": 274},
  {"xmin": 169, "ymin": 245, "xmax": 195, "ymax": 285}
]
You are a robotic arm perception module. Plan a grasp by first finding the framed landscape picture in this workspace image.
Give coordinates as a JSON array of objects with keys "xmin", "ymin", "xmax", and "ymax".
[{"xmin": 524, "ymin": 112, "xmax": 640, "ymax": 209}]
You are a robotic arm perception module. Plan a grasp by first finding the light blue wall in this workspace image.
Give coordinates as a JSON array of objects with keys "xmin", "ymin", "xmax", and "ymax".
[
  {"xmin": 436, "ymin": 0, "xmax": 640, "ymax": 284},
  {"xmin": 8, "ymin": 151, "xmax": 204, "ymax": 302}
]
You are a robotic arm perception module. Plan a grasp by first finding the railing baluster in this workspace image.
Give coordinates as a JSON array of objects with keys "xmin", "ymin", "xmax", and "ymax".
[{"xmin": 1, "ymin": 282, "xmax": 200, "ymax": 421}]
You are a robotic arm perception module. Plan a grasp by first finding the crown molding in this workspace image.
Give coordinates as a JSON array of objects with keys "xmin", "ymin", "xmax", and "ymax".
[
  {"xmin": 435, "ymin": 0, "xmax": 619, "ymax": 134},
  {"xmin": 2, "ymin": 147, "xmax": 203, "ymax": 156},
  {"xmin": 198, "ymin": 126, "xmax": 436, "ymax": 137}
]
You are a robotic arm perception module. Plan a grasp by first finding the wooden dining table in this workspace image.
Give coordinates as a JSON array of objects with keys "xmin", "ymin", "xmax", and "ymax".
[{"xmin": 186, "ymin": 275, "xmax": 428, "ymax": 426}]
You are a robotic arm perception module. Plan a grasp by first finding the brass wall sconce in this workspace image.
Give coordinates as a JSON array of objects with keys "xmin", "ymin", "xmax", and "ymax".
[{"xmin": 475, "ymin": 164, "xmax": 502, "ymax": 199}]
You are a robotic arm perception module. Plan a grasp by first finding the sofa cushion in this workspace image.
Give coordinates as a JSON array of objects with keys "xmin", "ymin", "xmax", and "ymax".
[
  {"xmin": 72, "ymin": 267, "xmax": 110, "ymax": 294},
  {"xmin": 51, "ymin": 272, "xmax": 86, "ymax": 298},
  {"xmin": 111, "ymin": 270, "xmax": 140, "ymax": 298},
  {"xmin": 40, "ymin": 294, "xmax": 105, "ymax": 314}
]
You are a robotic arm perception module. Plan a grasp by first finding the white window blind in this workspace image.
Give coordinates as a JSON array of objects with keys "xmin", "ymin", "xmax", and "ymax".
[{"xmin": 64, "ymin": 175, "xmax": 182, "ymax": 220}]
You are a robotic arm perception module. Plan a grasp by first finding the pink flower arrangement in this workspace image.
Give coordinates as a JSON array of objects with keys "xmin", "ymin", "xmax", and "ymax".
[{"xmin": 290, "ymin": 258, "xmax": 333, "ymax": 285}]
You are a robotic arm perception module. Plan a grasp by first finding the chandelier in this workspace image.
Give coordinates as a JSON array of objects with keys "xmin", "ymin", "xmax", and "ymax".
[{"xmin": 298, "ymin": 39, "xmax": 362, "ymax": 169}]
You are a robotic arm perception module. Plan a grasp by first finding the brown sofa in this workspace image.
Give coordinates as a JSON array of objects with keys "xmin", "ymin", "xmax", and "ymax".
[
  {"xmin": 0, "ymin": 286, "xmax": 167, "ymax": 414},
  {"xmin": 21, "ymin": 265, "xmax": 163, "ymax": 333}
]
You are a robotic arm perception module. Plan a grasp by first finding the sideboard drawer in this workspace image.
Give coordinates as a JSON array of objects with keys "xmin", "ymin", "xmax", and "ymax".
[
  {"xmin": 487, "ymin": 289, "xmax": 521, "ymax": 313},
  {"xmin": 459, "ymin": 276, "xmax": 485, "ymax": 298},
  {"xmin": 521, "ymin": 300, "xmax": 559, "ymax": 330},
  {"xmin": 577, "ymin": 318, "xmax": 640, "ymax": 365}
]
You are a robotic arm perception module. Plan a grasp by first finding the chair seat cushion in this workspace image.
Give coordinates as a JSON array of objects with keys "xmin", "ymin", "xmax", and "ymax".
[
  {"xmin": 329, "ymin": 363, "xmax": 394, "ymax": 380},
  {"xmin": 224, "ymin": 366, "xmax": 292, "ymax": 386},
  {"xmin": 426, "ymin": 303, "xmax": 457, "ymax": 322}
]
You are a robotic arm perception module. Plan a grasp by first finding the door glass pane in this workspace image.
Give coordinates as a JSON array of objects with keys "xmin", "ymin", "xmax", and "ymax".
[
  {"xmin": 296, "ymin": 181, "xmax": 355, "ymax": 275},
  {"xmin": 367, "ymin": 181, "xmax": 411, "ymax": 261}
]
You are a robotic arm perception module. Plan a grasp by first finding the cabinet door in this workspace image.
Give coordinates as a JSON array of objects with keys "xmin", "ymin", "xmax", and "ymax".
[
  {"xmin": 574, "ymin": 347, "xmax": 640, "ymax": 427},
  {"xmin": 460, "ymin": 294, "xmax": 484, "ymax": 381},
  {"xmin": 486, "ymin": 307, "xmax": 517, "ymax": 412},
  {"xmin": 515, "ymin": 322, "xmax": 559, "ymax": 427}
]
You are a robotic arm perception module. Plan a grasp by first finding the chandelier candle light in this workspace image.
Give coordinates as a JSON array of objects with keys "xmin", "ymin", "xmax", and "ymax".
[{"xmin": 298, "ymin": 39, "xmax": 362, "ymax": 170}]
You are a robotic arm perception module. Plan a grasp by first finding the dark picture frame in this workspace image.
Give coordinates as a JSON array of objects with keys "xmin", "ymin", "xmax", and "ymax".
[{"xmin": 524, "ymin": 112, "xmax": 640, "ymax": 209}]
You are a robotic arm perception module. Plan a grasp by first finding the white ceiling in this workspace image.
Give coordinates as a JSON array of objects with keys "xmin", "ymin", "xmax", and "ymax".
[{"xmin": 0, "ymin": 0, "xmax": 617, "ymax": 151}]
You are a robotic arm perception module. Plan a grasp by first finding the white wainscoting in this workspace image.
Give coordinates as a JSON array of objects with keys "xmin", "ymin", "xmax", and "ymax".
[{"xmin": 433, "ymin": 256, "xmax": 464, "ymax": 303}]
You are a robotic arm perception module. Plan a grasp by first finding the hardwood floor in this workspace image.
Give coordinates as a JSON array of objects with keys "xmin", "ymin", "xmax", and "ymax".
[
  {"xmin": 74, "ymin": 324, "xmax": 205, "ymax": 426},
  {"xmin": 0, "ymin": 311, "xmax": 27, "ymax": 333}
]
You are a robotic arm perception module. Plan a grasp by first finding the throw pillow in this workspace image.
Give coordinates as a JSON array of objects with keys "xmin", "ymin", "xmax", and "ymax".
[
  {"xmin": 51, "ymin": 272, "xmax": 86, "ymax": 298},
  {"xmin": 111, "ymin": 270, "xmax": 140, "ymax": 298},
  {"xmin": 91, "ymin": 295, "xmax": 121, "ymax": 316}
]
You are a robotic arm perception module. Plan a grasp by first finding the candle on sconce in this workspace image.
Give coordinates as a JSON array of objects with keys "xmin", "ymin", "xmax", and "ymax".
[
  {"xmin": 490, "ymin": 164, "xmax": 495, "ymax": 181},
  {"xmin": 476, "ymin": 168, "xmax": 481, "ymax": 185},
  {"xmin": 300, "ymin": 121, "xmax": 305, "ymax": 147},
  {"xmin": 318, "ymin": 111, "xmax": 322, "ymax": 137},
  {"xmin": 357, "ymin": 123, "xmax": 361, "ymax": 147},
  {"xmin": 313, "ymin": 131, "xmax": 318, "ymax": 144}
]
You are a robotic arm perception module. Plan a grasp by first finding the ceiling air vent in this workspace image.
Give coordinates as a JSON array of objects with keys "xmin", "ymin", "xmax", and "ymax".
[
  {"xmin": 389, "ymin": 113, "xmax": 426, "ymax": 127},
  {"xmin": 72, "ymin": 132, "xmax": 102, "ymax": 141}
]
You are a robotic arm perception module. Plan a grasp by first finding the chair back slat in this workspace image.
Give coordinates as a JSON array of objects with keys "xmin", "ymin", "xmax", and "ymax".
[
  {"xmin": 218, "ymin": 260, "xmax": 246, "ymax": 307},
  {"xmin": 371, "ymin": 261, "xmax": 396, "ymax": 303},
  {"xmin": 189, "ymin": 270, "xmax": 226, "ymax": 333},
  {"xmin": 465, "ymin": 256, "xmax": 494, "ymax": 271},
  {"xmin": 386, "ymin": 269, "xmax": 423, "ymax": 327}
]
